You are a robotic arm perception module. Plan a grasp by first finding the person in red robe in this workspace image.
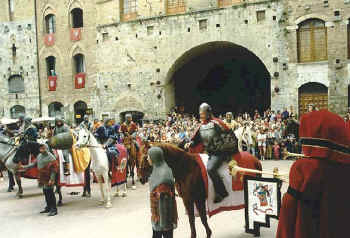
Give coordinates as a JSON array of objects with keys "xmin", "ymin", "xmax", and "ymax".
[{"xmin": 276, "ymin": 110, "xmax": 350, "ymax": 238}]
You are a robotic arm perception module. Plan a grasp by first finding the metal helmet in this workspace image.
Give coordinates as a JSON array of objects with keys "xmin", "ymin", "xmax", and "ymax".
[
  {"xmin": 24, "ymin": 117, "xmax": 32, "ymax": 123},
  {"xmin": 125, "ymin": 113, "xmax": 132, "ymax": 119},
  {"xmin": 199, "ymin": 103, "xmax": 212, "ymax": 114},
  {"xmin": 226, "ymin": 112, "xmax": 233, "ymax": 117}
]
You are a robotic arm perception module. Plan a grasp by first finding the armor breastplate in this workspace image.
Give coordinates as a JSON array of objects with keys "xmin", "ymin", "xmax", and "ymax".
[{"xmin": 199, "ymin": 122, "xmax": 219, "ymax": 148}]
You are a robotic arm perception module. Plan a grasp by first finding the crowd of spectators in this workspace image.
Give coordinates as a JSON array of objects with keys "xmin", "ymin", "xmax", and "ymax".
[{"xmin": 136, "ymin": 106, "xmax": 301, "ymax": 161}]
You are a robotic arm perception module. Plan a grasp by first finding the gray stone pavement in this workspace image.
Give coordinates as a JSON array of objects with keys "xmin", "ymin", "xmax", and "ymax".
[{"xmin": 0, "ymin": 160, "xmax": 294, "ymax": 238}]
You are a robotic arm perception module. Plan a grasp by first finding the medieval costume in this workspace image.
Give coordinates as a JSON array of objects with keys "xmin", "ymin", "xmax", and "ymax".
[
  {"xmin": 120, "ymin": 114, "xmax": 139, "ymax": 151},
  {"xmin": 188, "ymin": 103, "xmax": 231, "ymax": 203},
  {"xmin": 53, "ymin": 116, "xmax": 71, "ymax": 176},
  {"xmin": 24, "ymin": 144, "xmax": 58, "ymax": 216},
  {"xmin": 224, "ymin": 112, "xmax": 239, "ymax": 131},
  {"xmin": 148, "ymin": 147, "xmax": 177, "ymax": 238},
  {"xmin": 276, "ymin": 110, "xmax": 350, "ymax": 238},
  {"xmin": 13, "ymin": 117, "xmax": 39, "ymax": 165},
  {"xmin": 94, "ymin": 118, "xmax": 119, "ymax": 169}
]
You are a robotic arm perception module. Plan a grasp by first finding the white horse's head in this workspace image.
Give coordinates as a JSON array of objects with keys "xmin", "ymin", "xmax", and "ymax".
[{"xmin": 76, "ymin": 126, "xmax": 91, "ymax": 148}]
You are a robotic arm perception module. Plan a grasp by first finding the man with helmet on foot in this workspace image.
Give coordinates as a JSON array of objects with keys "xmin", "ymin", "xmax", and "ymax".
[
  {"xmin": 185, "ymin": 103, "xmax": 232, "ymax": 203},
  {"xmin": 53, "ymin": 116, "xmax": 71, "ymax": 176}
]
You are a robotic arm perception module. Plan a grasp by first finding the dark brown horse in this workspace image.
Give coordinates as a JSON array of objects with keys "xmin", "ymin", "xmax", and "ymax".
[
  {"xmin": 139, "ymin": 143, "xmax": 262, "ymax": 238},
  {"xmin": 123, "ymin": 135, "xmax": 138, "ymax": 189}
]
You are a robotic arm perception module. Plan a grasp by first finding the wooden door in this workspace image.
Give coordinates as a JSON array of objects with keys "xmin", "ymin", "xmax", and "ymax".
[{"xmin": 299, "ymin": 93, "xmax": 328, "ymax": 116}]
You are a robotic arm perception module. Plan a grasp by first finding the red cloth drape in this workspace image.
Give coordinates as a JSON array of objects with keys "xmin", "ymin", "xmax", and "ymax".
[
  {"xmin": 70, "ymin": 28, "xmax": 82, "ymax": 41},
  {"xmin": 44, "ymin": 34, "xmax": 55, "ymax": 46}
]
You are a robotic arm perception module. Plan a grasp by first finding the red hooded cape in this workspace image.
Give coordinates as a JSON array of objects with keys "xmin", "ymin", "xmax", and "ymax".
[{"xmin": 276, "ymin": 110, "xmax": 350, "ymax": 238}]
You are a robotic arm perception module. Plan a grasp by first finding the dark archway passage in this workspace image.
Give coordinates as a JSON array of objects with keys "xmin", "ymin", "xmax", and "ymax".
[{"xmin": 166, "ymin": 42, "xmax": 271, "ymax": 116}]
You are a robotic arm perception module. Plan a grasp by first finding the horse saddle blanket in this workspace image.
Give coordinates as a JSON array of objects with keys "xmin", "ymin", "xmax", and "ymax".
[
  {"xmin": 195, "ymin": 152, "xmax": 260, "ymax": 217},
  {"xmin": 55, "ymin": 150, "xmax": 85, "ymax": 187},
  {"xmin": 21, "ymin": 155, "xmax": 39, "ymax": 179},
  {"xmin": 71, "ymin": 146, "xmax": 91, "ymax": 173},
  {"xmin": 111, "ymin": 144, "xmax": 128, "ymax": 187}
]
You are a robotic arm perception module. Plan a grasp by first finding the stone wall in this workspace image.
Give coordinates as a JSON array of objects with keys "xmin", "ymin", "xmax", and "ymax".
[
  {"xmin": 284, "ymin": 0, "xmax": 350, "ymax": 115},
  {"xmin": 96, "ymin": 0, "xmax": 288, "ymax": 119},
  {"xmin": 0, "ymin": 18, "xmax": 40, "ymax": 118}
]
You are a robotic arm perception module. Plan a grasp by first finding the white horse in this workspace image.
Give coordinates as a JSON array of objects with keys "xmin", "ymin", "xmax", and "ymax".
[
  {"xmin": 75, "ymin": 127, "xmax": 113, "ymax": 208},
  {"xmin": 234, "ymin": 125, "xmax": 254, "ymax": 152}
]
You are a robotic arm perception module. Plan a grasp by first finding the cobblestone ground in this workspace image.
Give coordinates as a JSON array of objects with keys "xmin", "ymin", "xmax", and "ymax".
[{"xmin": 0, "ymin": 160, "xmax": 294, "ymax": 238}]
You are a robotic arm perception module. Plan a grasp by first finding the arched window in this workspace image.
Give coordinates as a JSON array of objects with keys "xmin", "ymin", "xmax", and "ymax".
[
  {"xmin": 74, "ymin": 101, "xmax": 87, "ymax": 124},
  {"xmin": 297, "ymin": 19, "xmax": 327, "ymax": 63},
  {"xmin": 48, "ymin": 102, "xmax": 63, "ymax": 117},
  {"xmin": 73, "ymin": 53, "xmax": 85, "ymax": 73},
  {"xmin": 10, "ymin": 105, "xmax": 25, "ymax": 119},
  {"xmin": 45, "ymin": 14, "xmax": 56, "ymax": 34},
  {"xmin": 46, "ymin": 56, "xmax": 56, "ymax": 76},
  {"xmin": 71, "ymin": 8, "xmax": 83, "ymax": 28},
  {"xmin": 8, "ymin": 75, "xmax": 24, "ymax": 93}
]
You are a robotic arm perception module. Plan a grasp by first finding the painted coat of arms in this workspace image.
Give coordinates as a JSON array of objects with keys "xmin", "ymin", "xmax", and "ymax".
[{"xmin": 244, "ymin": 176, "xmax": 282, "ymax": 236}]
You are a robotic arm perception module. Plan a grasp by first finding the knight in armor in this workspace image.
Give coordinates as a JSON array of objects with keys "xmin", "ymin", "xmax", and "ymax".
[
  {"xmin": 94, "ymin": 118, "xmax": 120, "ymax": 170},
  {"xmin": 276, "ymin": 110, "xmax": 350, "ymax": 238},
  {"xmin": 148, "ymin": 147, "xmax": 177, "ymax": 238},
  {"xmin": 224, "ymin": 112, "xmax": 239, "ymax": 131},
  {"xmin": 186, "ymin": 103, "xmax": 230, "ymax": 203},
  {"xmin": 13, "ymin": 117, "xmax": 39, "ymax": 165},
  {"xmin": 53, "ymin": 116, "xmax": 71, "ymax": 176},
  {"xmin": 120, "ymin": 114, "xmax": 139, "ymax": 151},
  {"xmin": 80, "ymin": 115, "xmax": 92, "ymax": 131}
]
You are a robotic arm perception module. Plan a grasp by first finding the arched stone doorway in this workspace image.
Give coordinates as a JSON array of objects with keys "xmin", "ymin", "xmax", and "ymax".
[
  {"xmin": 119, "ymin": 111, "xmax": 144, "ymax": 125},
  {"xmin": 164, "ymin": 41, "xmax": 271, "ymax": 116},
  {"xmin": 74, "ymin": 101, "xmax": 87, "ymax": 124},
  {"xmin": 48, "ymin": 102, "xmax": 63, "ymax": 117},
  {"xmin": 298, "ymin": 82, "xmax": 328, "ymax": 116}
]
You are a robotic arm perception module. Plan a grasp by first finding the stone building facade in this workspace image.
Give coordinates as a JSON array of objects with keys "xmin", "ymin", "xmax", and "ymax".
[
  {"xmin": 0, "ymin": 0, "xmax": 40, "ymax": 119},
  {"xmin": 1, "ymin": 0, "xmax": 350, "ymax": 122},
  {"xmin": 36, "ymin": 0, "xmax": 97, "ymax": 124}
]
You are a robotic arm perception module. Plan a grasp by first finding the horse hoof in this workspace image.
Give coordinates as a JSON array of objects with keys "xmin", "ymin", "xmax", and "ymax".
[
  {"xmin": 16, "ymin": 194, "xmax": 23, "ymax": 199},
  {"xmin": 105, "ymin": 202, "xmax": 112, "ymax": 208},
  {"xmin": 57, "ymin": 201, "xmax": 63, "ymax": 207},
  {"xmin": 132, "ymin": 185, "xmax": 136, "ymax": 190},
  {"xmin": 98, "ymin": 200, "xmax": 105, "ymax": 205},
  {"xmin": 122, "ymin": 192, "xmax": 127, "ymax": 197},
  {"xmin": 114, "ymin": 192, "xmax": 120, "ymax": 197}
]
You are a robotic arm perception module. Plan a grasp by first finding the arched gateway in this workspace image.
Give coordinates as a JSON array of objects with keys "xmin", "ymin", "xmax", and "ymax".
[{"xmin": 164, "ymin": 41, "xmax": 271, "ymax": 116}]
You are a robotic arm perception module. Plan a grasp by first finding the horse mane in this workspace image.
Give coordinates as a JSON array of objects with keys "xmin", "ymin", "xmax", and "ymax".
[{"xmin": 151, "ymin": 143, "xmax": 199, "ymax": 179}]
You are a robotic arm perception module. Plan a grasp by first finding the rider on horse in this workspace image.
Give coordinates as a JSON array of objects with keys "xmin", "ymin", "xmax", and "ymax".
[
  {"xmin": 53, "ymin": 116, "xmax": 71, "ymax": 176},
  {"xmin": 186, "ymin": 103, "xmax": 230, "ymax": 203},
  {"xmin": 95, "ymin": 118, "xmax": 120, "ymax": 169},
  {"xmin": 13, "ymin": 117, "xmax": 39, "ymax": 164},
  {"xmin": 120, "ymin": 114, "xmax": 139, "ymax": 152}
]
